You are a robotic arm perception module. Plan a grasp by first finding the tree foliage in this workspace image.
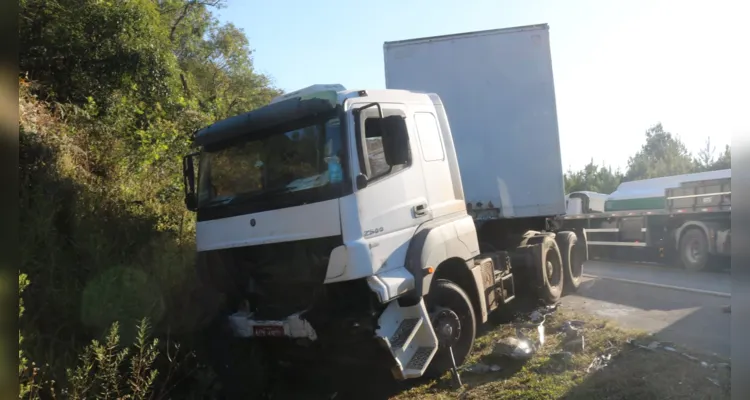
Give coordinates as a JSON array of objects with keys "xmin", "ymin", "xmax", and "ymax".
[
  {"xmin": 564, "ymin": 160, "xmax": 623, "ymax": 195},
  {"xmin": 18, "ymin": 0, "xmax": 281, "ymax": 394},
  {"xmin": 564, "ymin": 123, "xmax": 732, "ymax": 194},
  {"xmin": 623, "ymin": 123, "xmax": 695, "ymax": 181},
  {"xmin": 694, "ymin": 138, "xmax": 731, "ymax": 172}
]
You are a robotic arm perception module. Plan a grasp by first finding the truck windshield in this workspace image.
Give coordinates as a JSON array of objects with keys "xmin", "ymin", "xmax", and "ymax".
[{"xmin": 197, "ymin": 116, "xmax": 345, "ymax": 210}]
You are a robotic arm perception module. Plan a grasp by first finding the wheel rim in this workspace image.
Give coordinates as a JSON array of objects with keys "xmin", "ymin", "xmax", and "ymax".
[
  {"xmin": 432, "ymin": 308, "xmax": 462, "ymax": 348},
  {"xmin": 570, "ymin": 244, "xmax": 582, "ymax": 278},
  {"xmin": 546, "ymin": 249, "xmax": 562, "ymax": 286},
  {"xmin": 685, "ymin": 239, "xmax": 703, "ymax": 264}
]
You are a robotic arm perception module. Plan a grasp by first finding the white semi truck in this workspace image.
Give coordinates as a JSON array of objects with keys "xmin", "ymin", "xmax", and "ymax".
[{"xmin": 182, "ymin": 24, "xmax": 586, "ymax": 395}]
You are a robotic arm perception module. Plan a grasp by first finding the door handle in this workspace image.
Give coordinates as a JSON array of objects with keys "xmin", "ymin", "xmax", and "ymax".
[{"xmin": 413, "ymin": 203, "xmax": 428, "ymax": 218}]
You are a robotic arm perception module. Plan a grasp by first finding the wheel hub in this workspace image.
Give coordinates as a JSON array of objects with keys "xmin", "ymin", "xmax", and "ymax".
[
  {"xmin": 432, "ymin": 308, "xmax": 462, "ymax": 348},
  {"xmin": 687, "ymin": 240, "xmax": 703, "ymax": 263}
]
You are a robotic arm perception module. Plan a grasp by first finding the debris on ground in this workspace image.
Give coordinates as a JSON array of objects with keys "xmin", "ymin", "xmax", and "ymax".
[
  {"xmin": 462, "ymin": 362, "xmax": 502, "ymax": 374},
  {"xmin": 714, "ymin": 362, "xmax": 730, "ymax": 370},
  {"xmin": 627, "ymin": 338, "xmax": 656, "ymax": 351},
  {"xmin": 529, "ymin": 310, "xmax": 544, "ymax": 323},
  {"xmin": 564, "ymin": 337, "xmax": 585, "ymax": 353},
  {"xmin": 490, "ymin": 303, "xmax": 556, "ymax": 361},
  {"xmin": 551, "ymin": 351, "xmax": 573, "ymax": 363},
  {"xmin": 682, "ymin": 353, "xmax": 699, "ymax": 362},
  {"xmin": 586, "ymin": 353, "xmax": 612, "ymax": 373},
  {"xmin": 556, "ymin": 319, "xmax": 586, "ymax": 353},
  {"xmin": 706, "ymin": 377, "xmax": 720, "ymax": 387},
  {"xmin": 627, "ymin": 338, "xmax": 729, "ymax": 374},
  {"xmin": 492, "ymin": 336, "xmax": 534, "ymax": 360}
]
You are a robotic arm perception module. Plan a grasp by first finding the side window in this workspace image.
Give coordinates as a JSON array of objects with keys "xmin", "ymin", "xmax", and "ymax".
[
  {"xmin": 364, "ymin": 119, "xmax": 390, "ymax": 178},
  {"xmin": 358, "ymin": 110, "xmax": 411, "ymax": 181},
  {"xmin": 414, "ymin": 112, "xmax": 444, "ymax": 162}
]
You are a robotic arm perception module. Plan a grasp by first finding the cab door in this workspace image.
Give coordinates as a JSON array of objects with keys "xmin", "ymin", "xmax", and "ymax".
[{"xmin": 350, "ymin": 102, "xmax": 429, "ymax": 276}]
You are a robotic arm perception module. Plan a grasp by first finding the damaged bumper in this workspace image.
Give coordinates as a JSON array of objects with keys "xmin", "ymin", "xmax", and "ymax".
[{"xmin": 228, "ymin": 311, "xmax": 318, "ymax": 341}]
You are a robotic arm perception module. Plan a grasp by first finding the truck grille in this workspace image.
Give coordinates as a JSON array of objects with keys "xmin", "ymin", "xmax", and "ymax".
[{"xmin": 197, "ymin": 235, "xmax": 344, "ymax": 320}]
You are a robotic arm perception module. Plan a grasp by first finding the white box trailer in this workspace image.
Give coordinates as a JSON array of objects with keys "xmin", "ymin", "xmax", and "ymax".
[{"xmin": 384, "ymin": 24, "xmax": 565, "ymax": 219}]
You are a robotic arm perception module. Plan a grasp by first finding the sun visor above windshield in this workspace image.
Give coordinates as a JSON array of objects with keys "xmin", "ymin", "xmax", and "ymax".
[
  {"xmin": 193, "ymin": 97, "xmax": 338, "ymax": 147},
  {"xmin": 271, "ymin": 84, "xmax": 346, "ymax": 104}
]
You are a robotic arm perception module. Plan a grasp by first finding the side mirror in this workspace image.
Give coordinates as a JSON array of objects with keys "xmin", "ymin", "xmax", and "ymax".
[
  {"xmin": 356, "ymin": 173, "xmax": 368, "ymax": 190},
  {"xmin": 182, "ymin": 153, "xmax": 199, "ymax": 212},
  {"xmin": 185, "ymin": 193, "xmax": 197, "ymax": 211},
  {"xmin": 381, "ymin": 115, "xmax": 410, "ymax": 166}
]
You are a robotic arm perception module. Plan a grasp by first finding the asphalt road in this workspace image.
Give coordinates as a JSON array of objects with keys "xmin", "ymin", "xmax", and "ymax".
[
  {"xmin": 583, "ymin": 260, "xmax": 731, "ymax": 295},
  {"xmin": 564, "ymin": 260, "xmax": 731, "ymax": 357}
]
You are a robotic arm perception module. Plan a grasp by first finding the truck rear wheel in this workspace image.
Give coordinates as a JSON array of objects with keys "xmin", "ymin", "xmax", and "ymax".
[
  {"xmin": 531, "ymin": 236, "xmax": 564, "ymax": 304},
  {"xmin": 679, "ymin": 228, "xmax": 709, "ymax": 271},
  {"xmin": 556, "ymin": 231, "xmax": 582, "ymax": 294},
  {"xmin": 424, "ymin": 280, "xmax": 476, "ymax": 379}
]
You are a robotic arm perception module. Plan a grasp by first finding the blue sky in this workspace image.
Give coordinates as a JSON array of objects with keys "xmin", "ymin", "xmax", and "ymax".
[{"xmin": 217, "ymin": 0, "xmax": 748, "ymax": 172}]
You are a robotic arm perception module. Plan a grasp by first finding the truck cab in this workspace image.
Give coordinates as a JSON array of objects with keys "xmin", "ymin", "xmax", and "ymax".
[{"xmin": 184, "ymin": 84, "xmax": 489, "ymax": 382}]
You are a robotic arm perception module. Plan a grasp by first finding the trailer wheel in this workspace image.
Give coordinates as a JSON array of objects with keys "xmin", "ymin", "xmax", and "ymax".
[
  {"xmin": 424, "ymin": 279, "xmax": 476, "ymax": 379},
  {"xmin": 679, "ymin": 228, "xmax": 709, "ymax": 271},
  {"xmin": 556, "ymin": 231, "xmax": 582, "ymax": 294},
  {"xmin": 531, "ymin": 236, "xmax": 564, "ymax": 304}
]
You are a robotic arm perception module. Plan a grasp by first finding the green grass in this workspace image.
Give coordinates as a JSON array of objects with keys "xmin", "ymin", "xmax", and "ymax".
[{"xmin": 392, "ymin": 308, "xmax": 730, "ymax": 400}]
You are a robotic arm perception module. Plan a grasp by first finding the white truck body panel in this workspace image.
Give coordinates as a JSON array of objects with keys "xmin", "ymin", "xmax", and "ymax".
[
  {"xmin": 566, "ymin": 191, "xmax": 608, "ymax": 215},
  {"xmin": 196, "ymin": 198, "xmax": 341, "ymax": 252},
  {"xmin": 608, "ymin": 169, "xmax": 732, "ymax": 201},
  {"xmin": 383, "ymin": 24, "xmax": 565, "ymax": 219}
]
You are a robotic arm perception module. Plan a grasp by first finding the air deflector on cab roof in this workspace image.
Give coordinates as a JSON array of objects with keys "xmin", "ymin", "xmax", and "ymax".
[{"xmin": 194, "ymin": 92, "xmax": 342, "ymax": 147}]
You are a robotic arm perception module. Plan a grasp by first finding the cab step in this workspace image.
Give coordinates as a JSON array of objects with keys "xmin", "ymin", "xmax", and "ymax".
[
  {"xmin": 391, "ymin": 317, "xmax": 422, "ymax": 351},
  {"xmin": 405, "ymin": 346, "xmax": 436, "ymax": 371},
  {"xmin": 375, "ymin": 298, "xmax": 438, "ymax": 380}
]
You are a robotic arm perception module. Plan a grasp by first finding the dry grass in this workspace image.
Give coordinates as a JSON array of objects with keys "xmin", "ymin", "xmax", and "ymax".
[{"xmin": 392, "ymin": 308, "xmax": 730, "ymax": 400}]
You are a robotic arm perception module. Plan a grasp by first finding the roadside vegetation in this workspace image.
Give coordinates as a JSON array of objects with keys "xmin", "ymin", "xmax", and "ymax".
[
  {"xmin": 16, "ymin": 0, "xmax": 731, "ymax": 398},
  {"xmin": 18, "ymin": 0, "xmax": 278, "ymax": 397}
]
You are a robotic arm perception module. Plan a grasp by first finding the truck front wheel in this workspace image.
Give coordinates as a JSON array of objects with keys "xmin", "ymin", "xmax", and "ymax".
[
  {"xmin": 679, "ymin": 228, "xmax": 709, "ymax": 271},
  {"xmin": 424, "ymin": 280, "xmax": 476, "ymax": 379}
]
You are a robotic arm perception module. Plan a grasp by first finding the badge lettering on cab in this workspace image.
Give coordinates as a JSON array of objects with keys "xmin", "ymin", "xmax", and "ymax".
[{"xmin": 364, "ymin": 227, "xmax": 384, "ymax": 237}]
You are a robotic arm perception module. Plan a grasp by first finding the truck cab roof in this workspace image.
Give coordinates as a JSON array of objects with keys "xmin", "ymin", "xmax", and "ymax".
[{"xmin": 193, "ymin": 85, "xmax": 441, "ymax": 147}]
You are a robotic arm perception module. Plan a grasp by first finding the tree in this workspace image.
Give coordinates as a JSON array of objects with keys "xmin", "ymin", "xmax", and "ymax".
[
  {"xmin": 564, "ymin": 159, "xmax": 622, "ymax": 194},
  {"xmin": 694, "ymin": 137, "xmax": 716, "ymax": 172},
  {"xmin": 19, "ymin": 0, "xmax": 181, "ymax": 112},
  {"xmin": 713, "ymin": 145, "xmax": 731, "ymax": 170},
  {"xmin": 624, "ymin": 123, "xmax": 694, "ymax": 181}
]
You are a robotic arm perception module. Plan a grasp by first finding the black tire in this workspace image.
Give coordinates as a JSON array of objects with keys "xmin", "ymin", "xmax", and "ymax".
[
  {"xmin": 531, "ymin": 236, "xmax": 564, "ymax": 304},
  {"xmin": 424, "ymin": 280, "xmax": 476, "ymax": 379},
  {"xmin": 556, "ymin": 231, "xmax": 582, "ymax": 294},
  {"xmin": 679, "ymin": 228, "xmax": 709, "ymax": 271}
]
